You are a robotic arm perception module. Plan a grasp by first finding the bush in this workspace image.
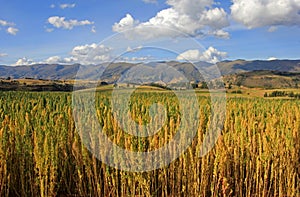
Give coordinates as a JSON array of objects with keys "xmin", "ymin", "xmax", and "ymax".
[{"xmin": 231, "ymin": 90, "xmax": 242, "ymax": 94}]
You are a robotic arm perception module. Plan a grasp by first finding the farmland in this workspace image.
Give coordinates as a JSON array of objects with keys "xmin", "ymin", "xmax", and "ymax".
[{"xmin": 0, "ymin": 89, "xmax": 299, "ymax": 196}]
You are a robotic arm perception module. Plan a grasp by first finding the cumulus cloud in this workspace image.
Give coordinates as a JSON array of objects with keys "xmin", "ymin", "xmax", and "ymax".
[
  {"xmin": 70, "ymin": 43, "xmax": 113, "ymax": 64},
  {"xmin": 41, "ymin": 43, "xmax": 151, "ymax": 64},
  {"xmin": 48, "ymin": 16, "xmax": 94, "ymax": 30},
  {"xmin": 176, "ymin": 47, "xmax": 227, "ymax": 63},
  {"xmin": 112, "ymin": 14, "xmax": 139, "ymax": 32},
  {"xmin": 12, "ymin": 56, "xmax": 75, "ymax": 66},
  {"xmin": 44, "ymin": 56, "xmax": 76, "ymax": 64},
  {"xmin": 112, "ymin": 0, "xmax": 230, "ymax": 39},
  {"xmin": 12, "ymin": 43, "xmax": 114, "ymax": 66},
  {"xmin": 13, "ymin": 57, "xmax": 36, "ymax": 66},
  {"xmin": 44, "ymin": 56, "xmax": 62, "ymax": 64},
  {"xmin": 231, "ymin": 0, "xmax": 300, "ymax": 29},
  {"xmin": 44, "ymin": 44, "xmax": 113, "ymax": 65},
  {"xmin": 60, "ymin": 3, "xmax": 76, "ymax": 9},
  {"xmin": 267, "ymin": 57, "xmax": 278, "ymax": 61},
  {"xmin": 211, "ymin": 29, "xmax": 230, "ymax": 38},
  {"xmin": 7, "ymin": 27, "xmax": 19, "ymax": 35},
  {"xmin": 0, "ymin": 19, "xmax": 19, "ymax": 35}
]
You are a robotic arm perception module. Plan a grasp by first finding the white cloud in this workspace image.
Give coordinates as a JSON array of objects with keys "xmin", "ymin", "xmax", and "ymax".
[
  {"xmin": 201, "ymin": 7, "xmax": 229, "ymax": 30},
  {"xmin": 44, "ymin": 56, "xmax": 63, "ymax": 64},
  {"xmin": 45, "ymin": 44, "xmax": 113, "ymax": 65},
  {"xmin": 59, "ymin": 3, "xmax": 76, "ymax": 9},
  {"xmin": 7, "ymin": 27, "xmax": 19, "ymax": 35},
  {"xmin": 112, "ymin": 14, "xmax": 139, "ymax": 32},
  {"xmin": 126, "ymin": 45, "xmax": 143, "ymax": 52},
  {"xmin": 50, "ymin": 3, "xmax": 76, "ymax": 9},
  {"xmin": 48, "ymin": 16, "xmax": 94, "ymax": 30},
  {"xmin": 231, "ymin": 0, "xmax": 300, "ymax": 29},
  {"xmin": 118, "ymin": 56, "xmax": 153, "ymax": 62},
  {"xmin": 42, "ymin": 44, "xmax": 148, "ymax": 65},
  {"xmin": 44, "ymin": 56, "xmax": 76, "ymax": 64},
  {"xmin": 0, "ymin": 19, "xmax": 18, "ymax": 35},
  {"xmin": 211, "ymin": 29, "xmax": 230, "ymax": 39},
  {"xmin": 166, "ymin": 0, "xmax": 213, "ymax": 17},
  {"xmin": 268, "ymin": 26, "xmax": 278, "ymax": 32},
  {"xmin": 0, "ymin": 53, "xmax": 7, "ymax": 62},
  {"xmin": 0, "ymin": 53, "xmax": 7, "ymax": 58},
  {"xmin": 45, "ymin": 28, "xmax": 54, "ymax": 33},
  {"xmin": 130, "ymin": 56, "xmax": 150, "ymax": 61},
  {"xmin": 0, "ymin": 19, "xmax": 14, "ymax": 27},
  {"xmin": 91, "ymin": 26, "xmax": 96, "ymax": 33},
  {"xmin": 112, "ymin": 0, "xmax": 229, "ymax": 39},
  {"xmin": 70, "ymin": 43, "xmax": 113, "ymax": 64},
  {"xmin": 267, "ymin": 57, "xmax": 278, "ymax": 61},
  {"xmin": 13, "ymin": 57, "xmax": 36, "ymax": 66},
  {"xmin": 13, "ymin": 44, "xmax": 114, "ymax": 66},
  {"xmin": 176, "ymin": 47, "xmax": 227, "ymax": 63},
  {"xmin": 142, "ymin": 0, "xmax": 158, "ymax": 4}
]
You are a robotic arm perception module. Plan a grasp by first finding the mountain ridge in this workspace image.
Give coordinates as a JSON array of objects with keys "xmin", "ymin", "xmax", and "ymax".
[{"xmin": 1, "ymin": 60, "xmax": 299, "ymax": 84}]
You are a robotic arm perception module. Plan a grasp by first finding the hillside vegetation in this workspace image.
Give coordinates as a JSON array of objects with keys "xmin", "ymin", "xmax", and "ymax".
[{"xmin": 224, "ymin": 70, "xmax": 300, "ymax": 88}]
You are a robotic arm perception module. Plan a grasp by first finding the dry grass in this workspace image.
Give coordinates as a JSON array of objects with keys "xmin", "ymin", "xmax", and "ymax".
[{"xmin": 0, "ymin": 90, "xmax": 299, "ymax": 196}]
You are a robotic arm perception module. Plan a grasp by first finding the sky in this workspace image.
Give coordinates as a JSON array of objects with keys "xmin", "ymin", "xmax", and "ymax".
[{"xmin": 0, "ymin": 0, "xmax": 300, "ymax": 66}]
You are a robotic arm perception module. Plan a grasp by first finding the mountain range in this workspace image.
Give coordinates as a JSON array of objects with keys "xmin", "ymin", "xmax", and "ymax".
[{"xmin": 1, "ymin": 59, "xmax": 300, "ymax": 89}]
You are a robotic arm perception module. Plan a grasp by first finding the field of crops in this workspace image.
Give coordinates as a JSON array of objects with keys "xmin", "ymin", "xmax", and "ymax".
[{"xmin": 0, "ymin": 90, "xmax": 299, "ymax": 196}]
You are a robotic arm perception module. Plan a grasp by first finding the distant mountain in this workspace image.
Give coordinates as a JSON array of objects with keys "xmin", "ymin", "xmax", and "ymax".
[
  {"xmin": 0, "ymin": 60, "xmax": 299, "ymax": 85},
  {"xmin": 0, "ymin": 64, "xmax": 81, "ymax": 80},
  {"xmin": 224, "ymin": 70, "xmax": 300, "ymax": 88},
  {"xmin": 217, "ymin": 59, "xmax": 300, "ymax": 75}
]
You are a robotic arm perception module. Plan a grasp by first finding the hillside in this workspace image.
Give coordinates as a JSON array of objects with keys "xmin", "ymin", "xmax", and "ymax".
[
  {"xmin": 0, "ymin": 60, "xmax": 299, "ymax": 89},
  {"xmin": 224, "ymin": 70, "xmax": 300, "ymax": 88},
  {"xmin": 0, "ymin": 79, "xmax": 75, "ymax": 92},
  {"xmin": 217, "ymin": 59, "xmax": 300, "ymax": 75}
]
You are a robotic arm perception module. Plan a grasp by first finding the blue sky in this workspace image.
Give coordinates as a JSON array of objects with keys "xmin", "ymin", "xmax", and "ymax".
[{"xmin": 0, "ymin": 0, "xmax": 300, "ymax": 66}]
